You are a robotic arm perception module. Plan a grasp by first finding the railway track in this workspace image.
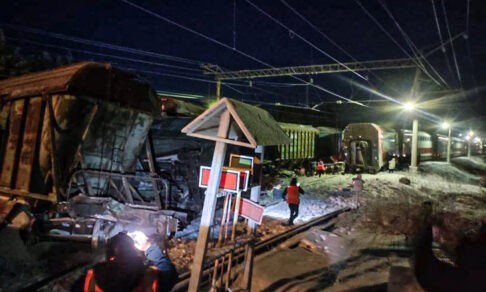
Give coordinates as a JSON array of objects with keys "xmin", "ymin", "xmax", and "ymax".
[
  {"xmin": 23, "ymin": 208, "xmax": 348, "ymax": 291},
  {"xmin": 172, "ymin": 207, "xmax": 349, "ymax": 291}
]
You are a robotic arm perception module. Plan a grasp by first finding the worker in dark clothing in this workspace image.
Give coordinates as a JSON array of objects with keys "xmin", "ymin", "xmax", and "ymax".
[
  {"xmin": 72, "ymin": 232, "xmax": 178, "ymax": 292},
  {"xmin": 282, "ymin": 178, "xmax": 305, "ymax": 226}
]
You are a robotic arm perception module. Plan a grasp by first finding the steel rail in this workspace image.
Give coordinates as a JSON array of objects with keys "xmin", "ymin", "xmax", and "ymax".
[
  {"xmin": 172, "ymin": 207, "xmax": 349, "ymax": 291},
  {"xmin": 26, "ymin": 208, "xmax": 348, "ymax": 291}
]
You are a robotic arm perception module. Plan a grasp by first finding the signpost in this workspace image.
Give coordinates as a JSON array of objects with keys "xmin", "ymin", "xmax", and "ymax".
[
  {"xmin": 239, "ymin": 198, "xmax": 264, "ymax": 225},
  {"xmin": 199, "ymin": 166, "xmax": 250, "ymax": 192},
  {"xmin": 182, "ymin": 98, "xmax": 290, "ymax": 291}
]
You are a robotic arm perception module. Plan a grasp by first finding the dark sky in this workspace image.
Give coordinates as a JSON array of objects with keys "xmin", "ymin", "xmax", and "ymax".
[{"xmin": 1, "ymin": 0, "xmax": 485, "ymax": 132}]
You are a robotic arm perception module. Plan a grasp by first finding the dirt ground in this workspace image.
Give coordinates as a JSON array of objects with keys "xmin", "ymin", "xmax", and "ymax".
[
  {"xmin": 2, "ymin": 157, "xmax": 485, "ymax": 291},
  {"xmin": 244, "ymin": 157, "xmax": 486, "ymax": 291}
]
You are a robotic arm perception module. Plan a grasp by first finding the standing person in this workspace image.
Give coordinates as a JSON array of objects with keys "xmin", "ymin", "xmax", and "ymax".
[
  {"xmin": 72, "ymin": 232, "xmax": 178, "ymax": 292},
  {"xmin": 316, "ymin": 160, "xmax": 325, "ymax": 177},
  {"xmin": 282, "ymin": 178, "xmax": 305, "ymax": 226},
  {"xmin": 388, "ymin": 156, "xmax": 396, "ymax": 173},
  {"xmin": 350, "ymin": 174, "xmax": 364, "ymax": 208}
]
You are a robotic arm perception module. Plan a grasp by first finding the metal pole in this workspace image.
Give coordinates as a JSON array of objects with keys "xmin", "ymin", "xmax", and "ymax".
[
  {"xmin": 216, "ymin": 79, "xmax": 221, "ymax": 100},
  {"xmin": 468, "ymin": 139, "xmax": 471, "ymax": 157},
  {"xmin": 410, "ymin": 119, "xmax": 418, "ymax": 172},
  {"xmin": 446, "ymin": 127, "xmax": 452, "ymax": 164}
]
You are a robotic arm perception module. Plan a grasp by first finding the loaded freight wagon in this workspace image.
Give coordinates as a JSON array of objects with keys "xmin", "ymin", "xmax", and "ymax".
[
  {"xmin": 276, "ymin": 123, "xmax": 319, "ymax": 160},
  {"xmin": 0, "ymin": 62, "xmax": 186, "ymax": 246}
]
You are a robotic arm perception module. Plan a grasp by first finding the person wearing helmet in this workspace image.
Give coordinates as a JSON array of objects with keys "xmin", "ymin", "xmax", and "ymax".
[{"xmin": 72, "ymin": 232, "xmax": 177, "ymax": 292}]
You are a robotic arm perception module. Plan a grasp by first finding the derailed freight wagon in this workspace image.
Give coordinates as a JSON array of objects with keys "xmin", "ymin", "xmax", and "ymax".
[{"xmin": 0, "ymin": 62, "xmax": 186, "ymax": 246}]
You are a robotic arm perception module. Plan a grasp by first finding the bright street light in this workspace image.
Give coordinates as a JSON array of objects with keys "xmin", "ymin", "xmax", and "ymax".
[
  {"xmin": 467, "ymin": 130, "xmax": 474, "ymax": 157},
  {"xmin": 441, "ymin": 121, "xmax": 452, "ymax": 164},
  {"xmin": 403, "ymin": 102, "xmax": 415, "ymax": 111}
]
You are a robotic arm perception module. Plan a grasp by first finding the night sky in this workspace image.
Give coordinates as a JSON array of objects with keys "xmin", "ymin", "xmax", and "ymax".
[{"xmin": 1, "ymin": 0, "xmax": 485, "ymax": 133}]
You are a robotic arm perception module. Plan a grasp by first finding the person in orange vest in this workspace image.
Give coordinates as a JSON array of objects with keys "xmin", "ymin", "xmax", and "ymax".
[
  {"xmin": 282, "ymin": 177, "xmax": 305, "ymax": 226},
  {"xmin": 72, "ymin": 232, "xmax": 177, "ymax": 292},
  {"xmin": 316, "ymin": 160, "xmax": 326, "ymax": 177}
]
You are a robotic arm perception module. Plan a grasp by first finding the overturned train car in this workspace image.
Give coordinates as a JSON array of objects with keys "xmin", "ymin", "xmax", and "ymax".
[{"xmin": 0, "ymin": 62, "xmax": 188, "ymax": 246}]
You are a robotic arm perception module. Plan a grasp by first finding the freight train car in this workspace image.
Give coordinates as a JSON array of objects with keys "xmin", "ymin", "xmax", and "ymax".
[
  {"xmin": 276, "ymin": 123, "xmax": 319, "ymax": 160},
  {"xmin": 266, "ymin": 123, "xmax": 342, "ymax": 171},
  {"xmin": 0, "ymin": 62, "xmax": 187, "ymax": 246}
]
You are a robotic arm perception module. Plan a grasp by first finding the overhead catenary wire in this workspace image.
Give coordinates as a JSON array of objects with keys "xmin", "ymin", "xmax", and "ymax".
[
  {"xmin": 440, "ymin": 0, "xmax": 462, "ymax": 87},
  {"xmin": 1, "ymin": 22, "xmax": 203, "ymax": 65},
  {"xmin": 118, "ymin": 0, "xmax": 365, "ymax": 106},
  {"xmin": 6, "ymin": 36, "xmax": 202, "ymax": 72},
  {"xmin": 377, "ymin": 0, "xmax": 449, "ymax": 88},
  {"xmin": 7, "ymin": 34, "xmax": 317, "ymax": 94},
  {"xmin": 121, "ymin": 66, "xmax": 289, "ymax": 99},
  {"xmin": 244, "ymin": 0, "xmax": 368, "ymax": 81},
  {"xmin": 279, "ymin": 0, "xmax": 404, "ymax": 95},
  {"xmin": 353, "ymin": 0, "xmax": 445, "ymax": 88},
  {"xmin": 430, "ymin": 0, "xmax": 456, "ymax": 85}
]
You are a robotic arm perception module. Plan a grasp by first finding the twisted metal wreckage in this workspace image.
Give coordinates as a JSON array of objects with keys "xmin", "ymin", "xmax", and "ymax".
[{"xmin": 0, "ymin": 62, "xmax": 202, "ymax": 246}]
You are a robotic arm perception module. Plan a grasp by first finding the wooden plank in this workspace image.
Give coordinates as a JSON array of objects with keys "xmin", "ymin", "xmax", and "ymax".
[
  {"xmin": 0, "ymin": 99, "xmax": 25, "ymax": 188},
  {"xmin": 188, "ymin": 132, "xmax": 255, "ymax": 148},
  {"xmin": 225, "ymin": 100, "xmax": 257, "ymax": 147},
  {"xmin": 47, "ymin": 95, "xmax": 62, "ymax": 200},
  {"xmin": 0, "ymin": 186, "xmax": 57, "ymax": 202},
  {"xmin": 181, "ymin": 100, "xmax": 226, "ymax": 134},
  {"xmin": 15, "ymin": 97, "xmax": 43, "ymax": 191},
  {"xmin": 188, "ymin": 110, "xmax": 231, "ymax": 292}
]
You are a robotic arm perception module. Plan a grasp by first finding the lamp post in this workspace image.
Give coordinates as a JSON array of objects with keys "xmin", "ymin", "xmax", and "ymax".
[
  {"xmin": 404, "ymin": 102, "xmax": 418, "ymax": 172},
  {"xmin": 467, "ymin": 131, "xmax": 473, "ymax": 157},
  {"xmin": 410, "ymin": 119, "xmax": 418, "ymax": 172},
  {"xmin": 441, "ymin": 122, "xmax": 452, "ymax": 164}
]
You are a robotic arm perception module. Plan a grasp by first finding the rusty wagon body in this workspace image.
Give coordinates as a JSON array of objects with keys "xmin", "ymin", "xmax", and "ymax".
[{"xmin": 0, "ymin": 62, "xmax": 186, "ymax": 245}]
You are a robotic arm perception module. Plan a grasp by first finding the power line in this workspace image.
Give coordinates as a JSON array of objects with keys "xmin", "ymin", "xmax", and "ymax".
[
  {"xmin": 8, "ymin": 34, "xmax": 325, "ymax": 92},
  {"xmin": 430, "ymin": 0, "xmax": 456, "ymax": 85},
  {"xmin": 280, "ymin": 0, "xmax": 357, "ymax": 63},
  {"xmin": 1, "ymin": 22, "xmax": 203, "ymax": 65},
  {"xmin": 119, "ymin": 0, "xmax": 364, "ymax": 106},
  {"xmin": 244, "ymin": 0, "xmax": 367, "ymax": 81},
  {"xmin": 122, "ymin": 67, "xmax": 290, "ymax": 99},
  {"xmin": 354, "ymin": 0, "xmax": 444, "ymax": 87},
  {"xmin": 6, "ymin": 36, "xmax": 201, "ymax": 72},
  {"xmin": 279, "ymin": 0, "xmax": 400, "ymax": 94},
  {"xmin": 377, "ymin": 0, "xmax": 449, "ymax": 88},
  {"xmin": 440, "ymin": 0, "xmax": 462, "ymax": 87}
]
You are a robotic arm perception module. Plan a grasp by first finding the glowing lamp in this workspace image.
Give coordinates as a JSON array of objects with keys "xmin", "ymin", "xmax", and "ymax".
[{"xmin": 403, "ymin": 102, "xmax": 415, "ymax": 111}]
